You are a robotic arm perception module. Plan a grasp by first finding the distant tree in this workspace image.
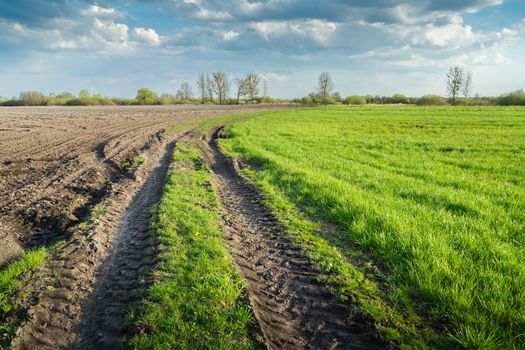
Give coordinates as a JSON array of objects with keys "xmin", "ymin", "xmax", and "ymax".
[
  {"xmin": 197, "ymin": 74, "xmax": 207, "ymax": 103},
  {"xmin": 176, "ymin": 82, "xmax": 193, "ymax": 100},
  {"xmin": 244, "ymin": 73, "xmax": 260, "ymax": 100},
  {"xmin": 318, "ymin": 72, "xmax": 334, "ymax": 97},
  {"xmin": 19, "ymin": 91, "xmax": 47, "ymax": 106},
  {"xmin": 446, "ymin": 65, "xmax": 464, "ymax": 102},
  {"xmin": 234, "ymin": 77, "xmax": 249, "ymax": 103},
  {"xmin": 212, "ymin": 72, "xmax": 230, "ymax": 105},
  {"xmin": 331, "ymin": 91, "xmax": 343, "ymax": 102},
  {"xmin": 263, "ymin": 80, "xmax": 269, "ymax": 97},
  {"xmin": 160, "ymin": 93, "xmax": 175, "ymax": 100},
  {"xmin": 79, "ymin": 89, "xmax": 91, "ymax": 100},
  {"xmin": 462, "ymin": 71, "xmax": 473, "ymax": 99},
  {"xmin": 136, "ymin": 88, "xmax": 158, "ymax": 105},
  {"xmin": 205, "ymin": 74, "xmax": 214, "ymax": 101}
]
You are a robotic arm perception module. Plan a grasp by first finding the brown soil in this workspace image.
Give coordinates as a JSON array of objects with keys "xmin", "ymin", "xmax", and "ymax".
[
  {"xmin": 0, "ymin": 105, "xmax": 294, "ymax": 349},
  {"xmin": 0, "ymin": 105, "xmax": 290, "ymax": 266},
  {"xmin": 200, "ymin": 128, "xmax": 387, "ymax": 350}
]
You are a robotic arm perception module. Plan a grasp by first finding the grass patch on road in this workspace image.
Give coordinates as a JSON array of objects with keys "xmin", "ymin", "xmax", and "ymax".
[
  {"xmin": 130, "ymin": 143, "xmax": 259, "ymax": 350},
  {"xmin": 220, "ymin": 106, "xmax": 525, "ymax": 349},
  {"xmin": 0, "ymin": 248, "xmax": 49, "ymax": 349}
]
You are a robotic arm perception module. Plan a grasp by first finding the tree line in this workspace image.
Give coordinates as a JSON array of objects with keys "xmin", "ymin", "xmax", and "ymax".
[{"xmin": 1, "ymin": 69, "xmax": 524, "ymax": 106}]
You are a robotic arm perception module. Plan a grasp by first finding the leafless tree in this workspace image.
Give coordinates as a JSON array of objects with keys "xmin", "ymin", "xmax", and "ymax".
[
  {"xmin": 176, "ymin": 82, "xmax": 193, "ymax": 100},
  {"xmin": 244, "ymin": 73, "xmax": 260, "ymax": 100},
  {"xmin": 263, "ymin": 80, "xmax": 268, "ymax": 97},
  {"xmin": 197, "ymin": 74, "xmax": 207, "ymax": 103},
  {"xmin": 462, "ymin": 71, "xmax": 473, "ymax": 99},
  {"xmin": 205, "ymin": 73, "xmax": 214, "ymax": 101},
  {"xmin": 446, "ymin": 65, "xmax": 464, "ymax": 102},
  {"xmin": 234, "ymin": 77, "xmax": 249, "ymax": 103},
  {"xmin": 212, "ymin": 72, "xmax": 230, "ymax": 105},
  {"xmin": 318, "ymin": 72, "xmax": 334, "ymax": 97}
]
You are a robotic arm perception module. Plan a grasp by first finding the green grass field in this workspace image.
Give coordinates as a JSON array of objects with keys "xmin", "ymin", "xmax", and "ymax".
[{"xmin": 220, "ymin": 106, "xmax": 525, "ymax": 348}]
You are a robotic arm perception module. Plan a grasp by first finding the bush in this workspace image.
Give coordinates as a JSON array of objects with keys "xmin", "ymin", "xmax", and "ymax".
[
  {"xmin": 390, "ymin": 93, "xmax": 409, "ymax": 104},
  {"xmin": 498, "ymin": 90, "xmax": 525, "ymax": 106},
  {"xmin": 136, "ymin": 88, "xmax": 159, "ymax": 105},
  {"xmin": 343, "ymin": 95, "xmax": 367, "ymax": 105},
  {"xmin": 19, "ymin": 91, "xmax": 47, "ymax": 106},
  {"xmin": 416, "ymin": 95, "xmax": 448, "ymax": 106},
  {"xmin": 320, "ymin": 96, "xmax": 337, "ymax": 105}
]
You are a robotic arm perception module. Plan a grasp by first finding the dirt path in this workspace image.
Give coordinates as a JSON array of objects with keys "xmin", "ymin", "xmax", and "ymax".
[
  {"xmin": 200, "ymin": 128, "xmax": 386, "ymax": 350},
  {"xmin": 71, "ymin": 140, "xmax": 176, "ymax": 350}
]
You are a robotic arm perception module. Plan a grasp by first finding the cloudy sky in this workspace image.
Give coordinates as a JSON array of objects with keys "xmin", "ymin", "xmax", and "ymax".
[{"xmin": 0, "ymin": 0, "xmax": 524, "ymax": 99}]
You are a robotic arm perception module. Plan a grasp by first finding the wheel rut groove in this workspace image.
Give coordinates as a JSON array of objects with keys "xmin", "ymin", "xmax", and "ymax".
[
  {"xmin": 72, "ymin": 141, "xmax": 176, "ymax": 350},
  {"xmin": 10, "ymin": 138, "xmax": 175, "ymax": 350},
  {"xmin": 200, "ymin": 128, "xmax": 387, "ymax": 350}
]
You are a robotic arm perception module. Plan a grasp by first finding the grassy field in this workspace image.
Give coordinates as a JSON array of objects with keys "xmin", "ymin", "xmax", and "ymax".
[
  {"xmin": 220, "ymin": 106, "xmax": 525, "ymax": 348},
  {"xmin": 130, "ymin": 143, "xmax": 259, "ymax": 350}
]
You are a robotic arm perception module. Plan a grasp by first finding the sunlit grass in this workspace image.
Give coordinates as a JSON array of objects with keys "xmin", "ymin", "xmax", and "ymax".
[
  {"xmin": 220, "ymin": 105, "xmax": 525, "ymax": 348},
  {"xmin": 0, "ymin": 248, "xmax": 49, "ymax": 349}
]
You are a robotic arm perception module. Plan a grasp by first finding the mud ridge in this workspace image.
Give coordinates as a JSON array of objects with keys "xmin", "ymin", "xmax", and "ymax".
[{"xmin": 200, "ymin": 128, "xmax": 387, "ymax": 350}]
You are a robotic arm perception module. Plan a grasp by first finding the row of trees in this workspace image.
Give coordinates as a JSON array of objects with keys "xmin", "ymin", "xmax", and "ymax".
[
  {"xmin": 196, "ymin": 72, "xmax": 269, "ymax": 104},
  {"xmin": 2, "ymin": 70, "xmax": 524, "ymax": 106}
]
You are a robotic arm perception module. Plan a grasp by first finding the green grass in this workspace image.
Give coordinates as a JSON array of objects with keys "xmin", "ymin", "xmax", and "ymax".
[
  {"xmin": 130, "ymin": 143, "xmax": 259, "ymax": 350},
  {"xmin": 219, "ymin": 106, "xmax": 525, "ymax": 349},
  {"xmin": 0, "ymin": 248, "xmax": 49, "ymax": 349}
]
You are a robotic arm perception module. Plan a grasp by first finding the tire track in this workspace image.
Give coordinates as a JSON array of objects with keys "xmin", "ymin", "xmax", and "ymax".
[
  {"xmin": 200, "ymin": 128, "xmax": 387, "ymax": 350},
  {"xmin": 10, "ymin": 138, "xmax": 174, "ymax": 350},
  {"xmin": 72, "ymin": 141, "xmax": 175, "ymax": 350}
]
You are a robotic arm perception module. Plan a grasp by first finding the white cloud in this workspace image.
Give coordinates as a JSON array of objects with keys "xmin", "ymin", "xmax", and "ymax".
[
  {"xmin": 249, "ymin": 19, "xmax": 337, "ymax": 43},
  {"xmin": 133, "ymin": 27, "xmax": 161, "ymax": 45},
  {"xmin": 222, "ymin": 30, "xmax": 240, "ymax": 41},
  {"xmin": 260, "ymin": 72, "xmax": 289, "ymax": 82}
]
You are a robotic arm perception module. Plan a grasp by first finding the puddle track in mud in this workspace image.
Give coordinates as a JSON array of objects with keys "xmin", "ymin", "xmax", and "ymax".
[
  {"xmin": 200, "ymin": 128, "xmax": 388, "ymax": 350},
  {"xmin": 11, "ymin": 140, "xmax": 176, "ymax": 350}
]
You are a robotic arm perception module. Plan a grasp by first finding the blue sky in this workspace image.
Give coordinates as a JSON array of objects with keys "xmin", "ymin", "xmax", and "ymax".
[{"xmin": 0, "ymin": 0, "xmax": 524, "ymax": 99}]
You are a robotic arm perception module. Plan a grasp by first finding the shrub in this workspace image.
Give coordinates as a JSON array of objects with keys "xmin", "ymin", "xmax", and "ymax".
[
  {"xmin": 498, "ymin": 90, "xmax": 525, "ymax": 106},
  {"xmin": 343, "ymin": 95, "xmax": 367, "ymax": 105},
  {"xmin": 19, "ymin": 91, "xmax": 47, "ymax": 106},
  {"xmin": 135, "ymin": 88, "xmax": 159, "ymax": 105},
  {"xmin": 390, "ymin": 93, "xmax": 409, "ymax": 104},
  {"xmin": 320, "ymin": 96, "xmax": 337, "ymax": 105},
  {"xmin": 416, "ymin": 95, "xmax": 448, "ymax": 106}
]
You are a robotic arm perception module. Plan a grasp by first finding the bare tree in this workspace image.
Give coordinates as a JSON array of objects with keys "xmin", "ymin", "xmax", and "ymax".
[
  {"xmin": 205, "ymin": 73, "xmax": 214, "ymax": 101},
  {"xmin": 263, "ymin": 80, "xmax": 268, "ymax": 97},
  {"xmin": 318, "ymin": 72, "xmax": 334, "ymax": 97},
  {"xmin": 212, "ymin": 72, "xmax": 230, "ymax": 105},
  {"xmin": 244, "ymin": 73, "xmax": 260, "ymax": 100},
  {"xmin": 176, "ymin": 82, "xmax": 193, "ymax": 100},
  {"xmin": 234, "ymin": 77, "xmax": 249, "ymax": 103},
  {"xmin": 446, "ymin": 65, "xmax": 464, "ymax": 102},
  {"xmin": 462, "ymin": 71, "xmax": 473, "ymax": 99},
  {"xmin": 197, "ymin": 74, "xmax": 207, "ymax": 103}
]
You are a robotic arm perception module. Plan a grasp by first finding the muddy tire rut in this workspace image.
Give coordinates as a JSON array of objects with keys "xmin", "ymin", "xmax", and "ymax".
[
  {"xmin": 10, "ymin": 137, "xmax": 175, "ymax": 350},
  {"xmin": 200, "ymin": 128, "xmax": 387, "ymax": 350}
]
